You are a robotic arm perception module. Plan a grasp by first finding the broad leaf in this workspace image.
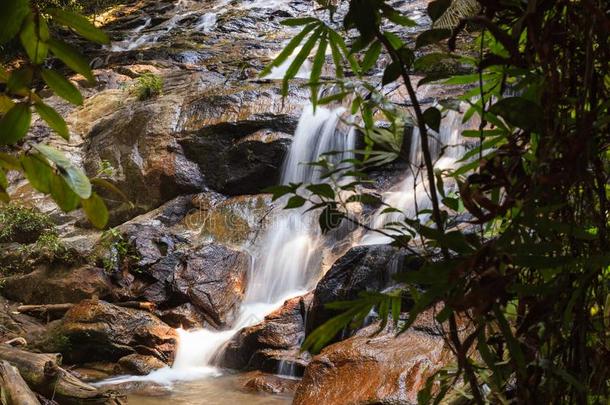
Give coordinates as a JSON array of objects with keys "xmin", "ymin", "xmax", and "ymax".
[
  {"xmin": 382, "ymin": 61, "xmax": 402, "ymax": 85},
  {"xmin": 20, "ymin": 154, "xmax": 53, "ymax": 194},
  {"xmin": 427, "ymin": 0, "xmax": 451, "ymax": 22},
  {"xmin": 35, "ymin": 101, "xmax": 69, "ymax": 140},
  {"xmin": 20, "ymin": 15, "xmax": 49, "ymax": 64},
  {"xmin": 34, "ymin": 144, "xmax": 92, "ymax": 199},
  {"xmin": 415, "ymin": 28, "xmax": 451, "ymax": 49},
  {"xmin": 41, "ymin": 68, "xmax": 83, "ymax": 105},
  {"xmin": 489, "ymin": 97, "xmax": 543, "ymax": 132},
  {"xmin": 48, "ymin": 38, "xmax": 94, "ymax": 82},
  {"xmin": 306, "ymin": 183, "xmax": 335, "ymax": 199},
  {"xmin": 82, "ymin": 192, "xmax": 109, "ymax": 228},
  {"xmin": 48, "ymin": 8, "xmax": 109, "ymax": 44},
  {"xmin": 285, "ymin": 195, "xmax": 307, "ymax": 209},
  {"xmin": 0, "ymin": 103, "xmax": 31, "ymax": 145},
  {"xmin": 423, "ymin": 106, "xmax": 441, "ymax": 132},
  {"xmin": 361, "ymin": 40, "xmax": 381, "ymax": 72},
  {"xmin": 0, "ymin": 0, "xmax": 29, "ymax": 44},
  {"xmin": 49, "ymin": 174, "xmax": 80, "ymax": 211}
]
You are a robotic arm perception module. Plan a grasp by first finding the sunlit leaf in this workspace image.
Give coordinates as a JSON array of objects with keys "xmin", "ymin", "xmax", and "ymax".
[
  {"xmin": 48, "ymin": 38, "xmax": 94, "ymax": 82},
  {"xmin": 82, "ymin": 192, "xmax": 109, "ymax": 228},
  {"xmin": 48, "ymin": 8, "xmax": 109, "ymax": 44},
  {"xmin": 34, "ymin": 144, "xmax": 92, "ymax": 199},
  {"xmin": 41, "ymin": 68, "xmax": 83, "ymax": 105}
]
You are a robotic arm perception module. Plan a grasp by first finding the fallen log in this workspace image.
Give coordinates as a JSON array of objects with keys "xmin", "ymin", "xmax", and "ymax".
[
  {"xmin": 0, "ymin": 345, "xmax": 123, "ymax": 404},
  {"xmin": 17, "ymin": 301, "xmax": 156, "ymax": 317},
  {"xmin": 0, "ymin": 360, "xmax": 41, "ymax": 405}
]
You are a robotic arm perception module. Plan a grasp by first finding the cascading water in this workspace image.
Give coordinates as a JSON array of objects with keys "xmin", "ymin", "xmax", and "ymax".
[
  {"xmin": 361, "ymin": 108, "xmax": 472, "ymax": 245},
  {"xmin": 98, "ymin": 105, "xmax": 354, "ymax": 386}
]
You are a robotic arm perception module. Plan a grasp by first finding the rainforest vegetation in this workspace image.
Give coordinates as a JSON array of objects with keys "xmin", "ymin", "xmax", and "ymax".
[{"xmin": 0, "ymin": 0, "xmax": 608, "ymax": 404}]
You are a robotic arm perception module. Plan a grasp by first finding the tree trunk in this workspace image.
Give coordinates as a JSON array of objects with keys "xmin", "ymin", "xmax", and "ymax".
[
  {"xmin": 0, "ymin": 345, "xmax": 123, "ymax": 404},
  {"xmin": 0, "ymin": 360, "xmax": 41, "ymax": 405}
]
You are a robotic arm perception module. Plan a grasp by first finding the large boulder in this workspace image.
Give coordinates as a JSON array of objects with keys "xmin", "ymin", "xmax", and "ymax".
[
  {"xmin": 49, "ymin": 299, "xmax": 177, "ymax": 364},
  {"xmin": 220, "ymin": 294, "xmax": 311, "ymax": 374},
  {"xmin": 294, "ymin": 318, "xmax": 453, "ymax": 405},
  {"xmin": 306, "ymin": 245, "xmax": 422, "ymax": 338},
  {"xmin": 168, "ymin": 244, "xmax": 250, "ymax": 328},
  {"xmin": 1, "ymin": 265, "xmax": 114, "ymax": 305}
]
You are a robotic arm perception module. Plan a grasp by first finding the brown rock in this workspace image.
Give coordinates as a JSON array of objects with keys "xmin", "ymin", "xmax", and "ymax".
[
  {"xmin": 168, "ymin": 243, "xmax": 250, "ymax": 328},
  {"xmin": 220, "ymin": 294, "xmax": 311, "ymax": 374},
  {"xmin": 293, "ymin": 322, "xmax": 453, "ymax": 405},
  {"xmin": 1, "ymin": 266, "xmax": 113, "ymax": 305},
  {"xmin": 118, "ymin": 354, "xmax": 166, "ymax": 375},
  {"xmin": 55, "ymin": 299, "xmax": 177, "ymax": 364},
  {"xmin": 159, "ymin": 303, "xmax": 207, "ymax": 329},
  {"xmin": 240, "ymin": 371, "xmax": 299, "ymax": 395}
]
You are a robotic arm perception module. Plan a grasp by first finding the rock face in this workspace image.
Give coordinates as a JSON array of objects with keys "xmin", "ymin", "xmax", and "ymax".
[
  {"xmin": 220, "ymin": 294, "xmax": 312, "ymax": 374},
  {"xmin": 293, "ymin": 320, "xmax": 453, "ymax": 405},
  {"xmin": 307, "ymin": 245, "xmax": 422, "ymax": 337},
  {"xmin": 1, "ymin": 266, "xmax": 113, "ymax": 305},
  {"xmin": 54, "ymin": 300, "xmax": 177, "ymax": 364},
  {"xmin": 168, "ymin": 243, "xmax": 250, "ymax": 328},
  {"xmin": 118, "ymin": 354, "xmax": 166, "ymax": 375}
]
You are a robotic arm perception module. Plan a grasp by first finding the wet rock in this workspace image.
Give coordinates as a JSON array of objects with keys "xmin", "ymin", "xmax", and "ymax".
[
  {"xmin": 52, "ymin": 299, "xmax": 177, "ymax": 364},
  {"xmin": 83, "ymin": 90, "xmax": 205, "ymax": 214},
  {"xmin": 294, "ymin": 321, "xmax": 453, "ymax": 405},
  {"xmin": 1, "ymin": 265, "xmax": 114, "ymax": 305},
  {"xmin": 220, "ymin": 294, "xmax": 311, "ymax": 373},
  {"xmin": 159, "ymin": 303, "xmax": 207, "ymax": 329},
  {"xmin": 70, "ymin": 362, "xmax": 122, "ymax": 382},
  {"xmin": 169, "ymin": 244, "xmax": 250, "ymax": 328},
  {"xmin": 307, "ymin": 245, "xmax": 422, "ymax": 338},
  {"xmin": 240, "ymin": 371, "xmax": 299, "ymax": 395},
  {"xmin": 118, "ymin": 354, "xmax": 166, "ymax": 375}
]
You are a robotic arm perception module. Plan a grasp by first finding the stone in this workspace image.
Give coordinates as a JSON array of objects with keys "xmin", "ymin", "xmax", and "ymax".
[
  {"xmin": 1, "ymin": 265, "xmax": 114, "ymax": 305},
  {"xmin": 53, "ymin": 299, "xmax": 177, "ymax": 364},
  {"xmin": 307, "ymin": 245, "xmax": 422, "ymax": 338},
  {"xmin": 169, "ymin": 244, "xmax": 250, "ymax": 328},
  {"xmin": 220, "ymin": 294, "xmax": 311, "ymax": 374},
  {"xmin": 118, "ymin": 354, "xmax": 166, "ymax": 375},
  {"xmin": 159, "ymin": 303, "xmax": 207, "ymax": 329},
  {"xmin": 240, "ymin": 371, "xmax": 299, "ymax": 395},
  {"xmin": 293, "ymin": 321, "xmax": 454, "ymax": 405}
]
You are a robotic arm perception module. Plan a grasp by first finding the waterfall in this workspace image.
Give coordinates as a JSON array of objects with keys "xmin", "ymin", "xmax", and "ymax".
[
  {"xmin": 97, "ymin": 105, "xmax": 354, "ymax": 386},
  {"xmin": 361, "ymin": 108, "xmax": 472, "ymax": 245}
]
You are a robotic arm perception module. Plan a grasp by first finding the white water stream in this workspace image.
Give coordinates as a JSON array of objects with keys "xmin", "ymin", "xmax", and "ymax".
[
  {"xmin": 362, "ymin": 107, "xmax": 474, "ymax": 245},
  {"xmin": 98, "ymin": 105, "xmax": 354, "ymax": 386}
]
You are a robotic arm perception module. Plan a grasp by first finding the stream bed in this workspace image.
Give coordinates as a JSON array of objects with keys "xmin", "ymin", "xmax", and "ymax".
[{"xmin": 127, "ymin": 374, "xmax": 291, "ymax": 404}]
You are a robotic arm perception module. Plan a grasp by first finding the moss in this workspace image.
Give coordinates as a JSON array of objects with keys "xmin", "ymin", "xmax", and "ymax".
[
  {"xmin": 0, "ymin": 204, "xmax": 55, "ymax": 244},
  {"xmin": 131, "ymin": 72, "xmax": 163, "ymax": 101}
]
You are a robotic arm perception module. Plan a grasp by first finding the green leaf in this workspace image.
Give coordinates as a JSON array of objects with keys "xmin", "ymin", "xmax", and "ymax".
[
  {"xmin": 7, "ymin": 66, "xmax": 33, "ymax": 94},
  {"xmin": 415, "ymin": 29, "xmax": 451, "ymax": 49},
  {"xmin": 382, "ymin": 7, "xmax": 417, "ymax": 27},
  {"xmin": 346, "ymin": 193, "xmax": 382, "ymax": 205},
  {"xmin": 35, "ymin": 101, "xmax": 69, "ymax": 140},
  {"xmin": 306, "ymin": 183, "xmax": 335, "ymax": 199},
  {"xmin": 282, "ymin": 26, "xmax": 323, "ymax": 96},
  {"xmin": 328, "ymin": 34, "xmax": 345, "ymax": 78},
  {"xmin": 0, "ymin": 152, "xmax": 21, "ymax": 170},
  {"xmin": 361, "ymin": 40, "xmax": 381, "ymax": 72},
  {"xmin": 20, "ymin": 154, "xmax": 53, "ymax": 194},
  {"xmin": 82, "ymin": 192, "xmax": 109, "ymax": 228},
  {"xmin": 0, "ymin": 0, "xmax": 29, "ymax": 44},
  {"xmin": 423, "ymin": 107, "xmax": 441, "ymax": 132},
  {"xmin": 328, "ymin": 29, "xmax": 360, "ymax": 75},
  {"xmin": 48, "ymin": 38, "xmax": 94, "ymax": 82},
  {"xmin": 20, "ymin": 15, "xmax": 49, "ymax": 64},
  {"xmin": 0, "ymin": 103, "xmax": 31, "ymax": 145},
  {"xmin": 427, "ymin": 0, "xmax": 451, "ymax": 22},
  {"xmin": 41, "ymin": 68, "xmax": 83, "ymax": 105},
  {"xmin": 489, "ymin": 97, "xmax": 543, "ymax": 132},
  {"xmin": 260, "ymin": 22, "xmax": 318, "ymax": 77},
  {"xmin": 382, "ymin": 31, "xmax": 404, "ymax": 50},
  {"xmin": 0, "ymin": 168, "xmax": 7, "ymax": 190},
  {"xmin": 309, "ymin": 33, "xmax": 328, "ymax": 105},
  {"xmin": 285, "ymin": 195, "xmax": 307, "ymax": 209},
  {"xmin": 382, "ymin": 61, "xmax": 402, "ymax": 85},
  {"xmin": 47, "ymin": 8, "xmax": 109, "ymax": 44},
  {"xmin": 49, "ymin": 174, "xmax": 80, "ymax": 211},
  {"xmin": 281, "ymin": 17, "xmax": 319, "ymax": 26},
  {"xmin": 34, "ymin": 144, "xmax": 92, "ymax": 199},
  {"xmin": 319, "ymin": 205, "xmax": 342, "ymax": 233},
  {"xmin": 263, "ymin": 184, "xmax": 295, "ymax": 200}
]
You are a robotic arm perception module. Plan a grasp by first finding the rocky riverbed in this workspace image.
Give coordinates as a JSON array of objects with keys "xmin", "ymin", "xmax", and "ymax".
[{"xmin": 0, "ymin": 0, "xmax": 468, "ymax": 403}]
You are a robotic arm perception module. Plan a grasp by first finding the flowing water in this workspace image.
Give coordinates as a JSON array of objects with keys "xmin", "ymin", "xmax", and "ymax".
[
  {"xmin": 361, "ymin": 108, "xmax": 473, "ymax": 245},
  {"xmin": 98, "ymin": 105, "xmax": 354, "ymax": 391}
]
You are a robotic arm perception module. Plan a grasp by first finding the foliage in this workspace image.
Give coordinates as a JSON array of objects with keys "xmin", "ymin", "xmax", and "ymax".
[
  {"xmin": 132, "ymin": 72, "xmax": 163, "ymax": 101},
  {"xmin": 0, "ymin": 0, "xmax": 114, "ymax": 229},
  {"xmin": 98, "ymin": 228, "xmax": 140, "ymax": 274},
  {"xmin": 267, "ymin": 0, "xmax": 609, "ymax": 403},
  {"xmin": 0, "ymin": 203, "xmax": 54, "ymax": 243}
]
